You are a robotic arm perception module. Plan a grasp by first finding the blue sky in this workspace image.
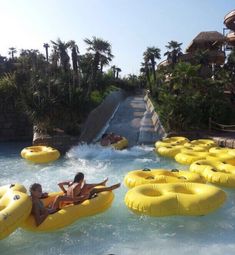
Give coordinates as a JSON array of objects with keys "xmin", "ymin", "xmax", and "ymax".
[{"xmin": 0, "ymin": 0, "xmax": 234, "ymax": 76}]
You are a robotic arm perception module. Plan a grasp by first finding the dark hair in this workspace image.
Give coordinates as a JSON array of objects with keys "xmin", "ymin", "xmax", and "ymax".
[
  {"xmin": 73, "ymin": 172, "xmax": 84, "ymax": 183},
  {"xmin": 101, "ymin": 133, "xmax": 108, "ymax": 139},
  {"xmin": 29, "ymin": 183, "xmax": 41, "ymax": 194}
]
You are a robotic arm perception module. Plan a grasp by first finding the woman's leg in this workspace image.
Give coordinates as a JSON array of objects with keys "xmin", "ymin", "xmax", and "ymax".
[
  {"xmin": 89, "ymin": 183, "xmax": 121, "ymax": 196},
  {"xmin": 49, "ymin": 195, "xmax": 75, "ymax": 210},
  {"xmin": 80, "ymin": 178, "xmax": 109, "ymax": 196},
  {"xmin": 85, "ymin": 178, "xmax": 108, "ymax": 190}
]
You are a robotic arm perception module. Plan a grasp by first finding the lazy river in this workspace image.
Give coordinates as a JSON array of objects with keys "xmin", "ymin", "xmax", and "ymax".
[{"xmin": 1, "ymin": 142, "xmax": 235, "ymax": 255}]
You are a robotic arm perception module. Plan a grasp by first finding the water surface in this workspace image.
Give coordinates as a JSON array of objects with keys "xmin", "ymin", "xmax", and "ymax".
[{"xmin": 1, "ymin": 142, "xmax": 235, "ymax": 255}]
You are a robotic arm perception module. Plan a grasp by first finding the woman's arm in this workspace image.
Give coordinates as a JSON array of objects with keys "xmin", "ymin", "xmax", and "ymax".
[
  {"xmin": 32, "ymin": 202, "xmax": 49, "ymax": 226},
  {"xmin": 40, "ymin": 192, "xmax": 48, "ymax": 198},
  {"xmin": 58, "ymin": 181, "xmax": 70, "ymax": 193}
]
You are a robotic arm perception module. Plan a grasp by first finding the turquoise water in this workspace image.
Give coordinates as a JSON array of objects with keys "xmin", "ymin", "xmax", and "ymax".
[{"xmin": 1, "ymin": 142, "xmax": 235, "ymax": 255}]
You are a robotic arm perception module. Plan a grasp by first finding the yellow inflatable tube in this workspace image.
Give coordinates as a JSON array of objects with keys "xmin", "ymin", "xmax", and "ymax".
[
  {"xmin": 155, "ymin": 136, "xmax": 189, "ymax": 148},
  {"xmin": 21, "ymin": 146, "xmax": 60, "ymax": 163},
  {"xmin": 206, "ymin": 152, "xmax": 235, "ymax": 166},
  {"xmin": 0, "ymin": 184, "xmax": 32, "ymax": 240},
  {"xmin": 209, "ymin": 147, "xmax": 233, "ymax": 154},
  {"xmin": 125, "ymin": 183, "xmax": 226, "ymax": 217},
  {"xmin": 21, "ymin": 187, "xmax": 114, "ymax": 232},
  {"xmin": 190, "ymin": 159, "xmax": 235, "ymax": 188},
  {"xmin": 209, "ymin": 147, "xmax": 235, "ymax": 158},
  {"xmin": 182, "ymin": 145, "xmax": 209, "ymax": 152},
  {"xmin": 112, "ymin": 137, "xmax": 128, "ymax": 150},
  {"xmin": 156, "ymin": 145, "xmax": 184, "ymax": 158},
  {"xmin": 124, "ymin": 168, "xmax": 205, "ymax": 188},
  {"xmin": 175, "ymin": 151, "xmax": 208, "ymax": 165},
  {"xmin": 184, "ymin": 139, "xmax": 216, "ymax": 149}
]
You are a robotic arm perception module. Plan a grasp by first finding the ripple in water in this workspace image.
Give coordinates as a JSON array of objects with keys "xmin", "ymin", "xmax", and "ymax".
[{"xmin": 1, "ymin": 142, "xmax": 235, "ymax": 255}]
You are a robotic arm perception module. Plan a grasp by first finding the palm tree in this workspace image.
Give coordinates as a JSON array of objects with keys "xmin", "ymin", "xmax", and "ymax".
[
  {"xmin": 43, "ymin": 43, "xmax": 50, "ymax": 62},
  {"xmin": 50, "ymin": 45, "xmax": 60, "ymax": 70},
  {"xmin": 68, "ymin": 40, "xmax": 79, "ymax": 74},
  {"xmin": 116, "ymin": 67, "xmax": 121, "ymax": 79},
  {"xmin": 68, "ymin": 40, "xmax": 80, "ymax": 88},
  {"xmin": 100, "ymin": 54, "xmax": 112, "ymax": 73},
  {"xmin": 51, "ymin": 38, "xmax": 72, "ymax": 104},
  {"xmin": 8, "ymin": 47, "xmax": 17, "ymax": 59},
  {"xmin": 111, "ymin": 65, "xmax": 116, "ymax": 78},
  {"xmin": 164, "ymin": 41, "xmax": 182, "ymax": 65},
  {"xmin": 168, "ymin": 62, "xmax": 203, "ymax": 96},
  {"xmin": 140, "ymin": 62, "xmax": 150, "ymax": 84},
  {"xmin": 84, "ymin": 36, "xmax": 114, "ymax": 96},
  {"xmin": 84, "ymin": 36, "xmax": 113, "ymax": 78},
  {"xmin": 79, "ymin": 53, "xmax": 93, "ymax": 90},
  {"xmin": 51, "ymin": 38, "xmax": 70, "ymax": 72},
  {"xmin": 19, "ymin": 49, "xmax": 42, "ymax": 71},
  {"xmin": 193, "ymin": 49, "xmax": 212, "ymax": 78},
  {"xmin": 143, "ymin": 47, "xmax": 161, "ymax": 83}
]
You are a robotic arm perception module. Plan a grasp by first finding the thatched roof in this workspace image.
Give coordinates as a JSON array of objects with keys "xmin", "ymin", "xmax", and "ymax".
[{"xmin": 186, "ymin": 31, "xmax": 226, "ymax": 52}]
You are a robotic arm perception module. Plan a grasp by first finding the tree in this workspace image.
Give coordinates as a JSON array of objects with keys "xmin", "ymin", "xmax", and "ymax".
[
  {"xmin": 84, "ymin": 36, "xmax": 113, "ymax": 78},
  {"xmin": 43, "ymin": 43, "xmax": 50, "ymax": 62},
  {"xmin": 116, "ymin": 67, "xmax": 121, "ymax": 79},
  {"xmin": 84, "ymin": 36, "xmax": 114, "ymax": 95},
  {"xmin": 0, "ymin": 55, "xmax": 7, "ymax": 75},
  {"xmin": 111, "ymin": 65, "xmax": 116, "ymax": 78},
  {"xmin": 164, "ymin": 41, "xmax": 182, "ymax": 65},
  {"xmin": 50, "ymin": 45, "xmax": 60, "ymax": 71},
  {"xmin": 224, "ymin": 48, "xmax": 235, "ymax": 97},
  {"xmin": 51, "ymin": 38, "xmax": 70, "ymax": 72},
  {"xmin": 100, "ymin": 54, "xmax": 112, "ymax": 73},
  {"xmin": 8, "ymin": 47, "xmax": 17, "ymax": 59},
  {"xmin": 140, "ymin": 62, "xmax": 150, "ymax": 85},
  {"xmin": 68, "ymin": 40, "xmax": 79, "ymax": 74},
  {"xmin": 143, "ymin": 47, "xmax": 161, "ymax": 83},
  {"xmin": 111, "ymin": 65, "xmax": 121, "ymax": 79},
  {"xmin": 68, "ymin": 40, "xmax": 80, "ymax": 88}
]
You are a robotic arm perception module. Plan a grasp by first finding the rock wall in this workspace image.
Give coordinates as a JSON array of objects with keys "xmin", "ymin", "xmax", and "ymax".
[
  {"xmin": 33, "ymin": 128, "xmax": 79, "ymax": 154},
  {"xmin": 144, "ymin": 94, "xmax": 167, "ymax": 139}
]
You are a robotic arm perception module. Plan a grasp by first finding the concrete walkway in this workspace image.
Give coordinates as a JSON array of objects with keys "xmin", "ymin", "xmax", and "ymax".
[{"xmin": 105, "ymin": 92, "xmax": 160, "ymax": 147}]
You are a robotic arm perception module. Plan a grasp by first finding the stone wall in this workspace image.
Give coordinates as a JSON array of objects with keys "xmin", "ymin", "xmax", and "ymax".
[
  {"xmin": 144, "ymin": 94, "xmax": 167, "ymax": 139},
  {"xmin": 0, "ymin": 102, "xmax": 32, "ymax": 141},
  {"xmin": 33, "ymin": 128, "xmax": 79, "ymax": 154}
]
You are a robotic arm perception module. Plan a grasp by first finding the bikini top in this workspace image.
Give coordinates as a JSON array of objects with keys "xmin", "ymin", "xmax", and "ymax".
[{"xmin": 38, "ymin": 199, "xmax": 45, "ymax": 210}]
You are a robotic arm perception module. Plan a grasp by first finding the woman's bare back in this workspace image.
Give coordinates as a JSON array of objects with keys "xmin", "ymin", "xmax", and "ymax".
[{"xmin": 66, "ymin": 182, "xmax": 83, "ymax": 198}]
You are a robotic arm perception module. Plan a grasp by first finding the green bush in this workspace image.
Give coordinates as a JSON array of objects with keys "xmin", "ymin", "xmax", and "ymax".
[
  {"xmin": 90, "ymin": 90, "xmax": 103, "ymax": 106},
  {"xmin": 0, "ymin": 73, "xmax": 17, "ymax": 101},
  {"xmin": 154, "ymin": 62, "xmax": 234, "ymax": 132}
]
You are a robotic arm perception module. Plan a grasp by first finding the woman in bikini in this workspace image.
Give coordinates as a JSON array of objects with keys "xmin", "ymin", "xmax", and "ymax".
[
  {"xmin": 30, "ymin": 183, "xmax": 59, "ymax": 226},
  {"xmin": 55, "ymin": 172, "xmax": 120, "ymax": 205},
  {"xmin": 30, "ymin": 173, "xmax": 120, "ymax": 226},
  {"xmin": 30, "ymin": 181, "xmax": 88, "ymax": 226}
]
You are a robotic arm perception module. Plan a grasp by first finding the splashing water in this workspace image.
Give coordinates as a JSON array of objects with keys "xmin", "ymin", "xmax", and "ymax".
[{"xmin": 1, "ymin": 142, "xmax": 235, "ymax": 255}]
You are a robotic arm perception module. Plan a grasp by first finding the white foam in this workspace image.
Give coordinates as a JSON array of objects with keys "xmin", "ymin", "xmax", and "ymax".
[{"xmin": 1, "ymin": 142, "xmax": 235, "ymax": 255}]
